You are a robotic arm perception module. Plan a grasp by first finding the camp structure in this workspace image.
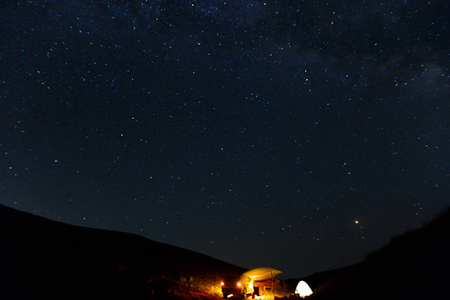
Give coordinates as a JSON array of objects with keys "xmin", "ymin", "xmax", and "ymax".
[
  {"xmin": 295, "ymin": 280, "xmax": 313, "ymax": 298},
  {"xmin": 239, "ymin": 267, "xmax": 287, "ymax": 299}
]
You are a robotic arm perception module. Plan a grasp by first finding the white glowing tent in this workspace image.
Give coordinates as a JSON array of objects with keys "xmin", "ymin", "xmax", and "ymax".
[{"xmin": 295, "ymin": 280, "xmax": 313, "ymax": 298}]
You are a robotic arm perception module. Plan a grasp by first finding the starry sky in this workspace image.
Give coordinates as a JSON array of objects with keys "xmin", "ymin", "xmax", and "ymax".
[{"xmin": 1, "ymin": 0, "xmax": 449, "ymax": 278}]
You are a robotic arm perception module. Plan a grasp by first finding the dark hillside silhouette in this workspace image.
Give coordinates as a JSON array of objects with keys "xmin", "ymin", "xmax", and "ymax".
[
  {"xmin": 1, "ymin": 204, "xmax": 246, "ymax": 299},
  {"xmin": 2, "ymin": 204, "xmax": 449, "ymax": 299},
  {"xmin": 298, "ymin": 207, "xmax": 450, "ymax": 300}
]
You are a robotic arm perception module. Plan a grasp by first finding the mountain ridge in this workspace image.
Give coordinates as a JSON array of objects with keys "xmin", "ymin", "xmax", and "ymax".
[
  {"xmin": 294, "ymin": 207, "xmax": 450, "ymax": 299},
  {"xmin": 1, "ymin": 204, "xmax": 246, "ymax": 299},
  {"xmin": 2, "ymin": 204, "xmax": 449, "ymax": 299}
]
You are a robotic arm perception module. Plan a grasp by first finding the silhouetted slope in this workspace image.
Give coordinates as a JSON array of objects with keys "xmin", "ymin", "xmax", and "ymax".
[
  {"xmin": 0, "ymin": 204, "xmax": 246, "ymax": 299},
  {"xmin": 3, "ymin": 203, "xmax": 449, "ymax": 299},
  {"xmin": 306, "ymin": 208, "xmax": 450, "ymax": 300}
]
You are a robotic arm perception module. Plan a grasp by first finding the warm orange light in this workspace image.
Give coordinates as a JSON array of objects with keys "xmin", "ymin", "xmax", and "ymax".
[
  {"xmin": 237, "ymin": 282, "xmax": 241, "ymax": 287},
  {"xmin": 221, "ymin": 282, "xmax": 224, "ymax": 286}
]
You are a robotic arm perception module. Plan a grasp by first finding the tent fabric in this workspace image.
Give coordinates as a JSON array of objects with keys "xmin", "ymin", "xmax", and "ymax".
[
  {"xmin": 241, "ymin": 267, "xmax": 282, "ymax": 281},
  {"xmin": 295, "ymin": 280, "xmax": 313, "ymax": 297}
]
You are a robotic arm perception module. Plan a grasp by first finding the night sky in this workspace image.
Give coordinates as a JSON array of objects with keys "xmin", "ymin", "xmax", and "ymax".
[{"xmin": 1, "ymin": 0, "xmax": 449, "ymax": 278}]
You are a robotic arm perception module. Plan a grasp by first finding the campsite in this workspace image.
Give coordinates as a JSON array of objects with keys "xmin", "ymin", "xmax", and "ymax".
[
  {"xmin": 1, "ymin": 204, "xmax": 449, "ymax": 299},
  {"xmin": 220, "ymin": 267, "xmax": 312, "ymax": 299}
]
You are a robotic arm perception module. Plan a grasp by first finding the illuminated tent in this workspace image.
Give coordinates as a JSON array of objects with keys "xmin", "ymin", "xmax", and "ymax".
[{"xmin": 295, "ymin": 280, "xmax": 313, "ymax": 298}]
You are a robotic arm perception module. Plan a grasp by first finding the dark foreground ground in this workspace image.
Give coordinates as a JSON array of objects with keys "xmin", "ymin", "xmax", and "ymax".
[{"xmin": 2, "ymin": 204, "xmax": 449, "ymax": 299}]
